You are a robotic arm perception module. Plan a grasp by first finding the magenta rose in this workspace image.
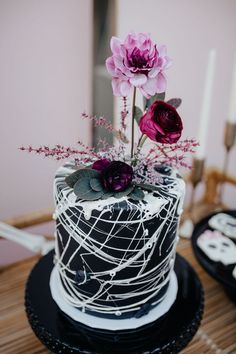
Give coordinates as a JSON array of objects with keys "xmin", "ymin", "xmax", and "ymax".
[
  {"xmin": 92, "ymin": 158, "xmax": 111, "ymax": 172},
  {"xmin": 139, "ymin": 101, "xmax": 183, "ymax": 144},
  {"xmin": 105, "ymin": 32, "xmax": 172, "ymax": 98},
  {"xmin": 101, "ymin": 161, "xmax": 133, "ymax": 192}
]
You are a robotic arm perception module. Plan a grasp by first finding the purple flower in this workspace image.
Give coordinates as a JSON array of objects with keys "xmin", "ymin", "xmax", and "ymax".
[
  {"xmin": 105, "ymin": 32, "xmax": 172, "ymax": 98},
  {"xmin": 92, "ymin": 158, "xmax": 111, "ymax": 172},
  {"xmin": 139, "ymin": 101, "xmax": 183, "ymax": 144},
  {"xmin": 101, "ymin": 161, "xmax": 133, "ymax": 192}
]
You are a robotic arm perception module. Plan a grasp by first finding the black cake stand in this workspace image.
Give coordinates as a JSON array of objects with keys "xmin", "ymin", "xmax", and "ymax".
[
  {"xmin": 191, "ymin": 210, "xmax": 236, "ymax": 304},
  {"xmin": 25, "ymin": 252, "xmax": 204, "ymax": 354}
]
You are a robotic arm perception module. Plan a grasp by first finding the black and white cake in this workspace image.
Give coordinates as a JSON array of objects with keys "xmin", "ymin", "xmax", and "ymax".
[
  {"xmin": 50, "ymin": 163, "xmax": 185, "ymax": 330},
  {"xmin": 22, "ymin": 31, "xmax": 197, "ymax": 332}
]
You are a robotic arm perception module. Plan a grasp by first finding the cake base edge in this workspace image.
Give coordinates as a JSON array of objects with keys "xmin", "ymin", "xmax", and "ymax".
[{"xmin": 49, "ymin": 265, "xmax": 178, "ymax": 331}]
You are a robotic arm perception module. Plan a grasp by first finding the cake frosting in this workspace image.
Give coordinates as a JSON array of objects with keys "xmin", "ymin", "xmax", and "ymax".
[{"xmin": 52, "ymin": 162, "xmax": 185, "ymax": 323}]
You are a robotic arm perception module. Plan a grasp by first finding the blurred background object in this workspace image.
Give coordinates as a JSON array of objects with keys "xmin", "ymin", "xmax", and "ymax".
[
  {"xmin": 93, "ymin": 0, "xmax": 115, "ymax": 146},
  {"xmin": 0, "ymin": 0, "xmax": 93, "ymax": 221}
]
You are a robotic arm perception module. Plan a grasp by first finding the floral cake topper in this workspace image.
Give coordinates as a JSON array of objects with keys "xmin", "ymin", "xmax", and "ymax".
[
  {"xmin": 106, "ymin": 32, "xmax": 171, "ymax": 98},
  {"xmin": 21, "ymin": 32, "xmax": 198, "ymax": 201}
]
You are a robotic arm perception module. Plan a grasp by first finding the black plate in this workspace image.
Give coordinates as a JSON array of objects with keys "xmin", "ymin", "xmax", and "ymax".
[
  {"xmin": 191, "ymin": 210, "xmax": 236, "ymax": 303},
  {"xmin": 25, "ymin": 252, "xmax": 204, "ymax": 354}
]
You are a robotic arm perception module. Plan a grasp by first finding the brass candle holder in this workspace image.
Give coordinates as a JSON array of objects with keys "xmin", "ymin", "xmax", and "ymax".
[
  {"xmin": 218, "ymin": 121, "xmax": 236, "ymax": 203},
  {"xmin": 188, "ymin": 158, "xmax": 205, "ymax": 213},
  {"xmin": 180, "ymin": 158, "xmax": 205, "ymax": 238}
]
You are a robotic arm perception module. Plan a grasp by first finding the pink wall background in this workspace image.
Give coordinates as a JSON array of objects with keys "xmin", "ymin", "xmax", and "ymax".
[
  {"xmin": 116, "ymin": 0, "xmax": 236, "ymax": 207},
  {"xmin": 0, "ymin": 0, "xmax": 93, "ymax": 221},
  {"xmin": 0, "ymin": 0, "xmax": 92, "ymax": 264}
]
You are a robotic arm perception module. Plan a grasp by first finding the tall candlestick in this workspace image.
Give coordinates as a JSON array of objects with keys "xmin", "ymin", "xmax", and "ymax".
[
  {"xmin": 196, "ymin": 49, "xmax": 216, "ymax": 159},
  {"xmin": 228, "ymin": 54, "xmax": 236, "ymax": 123},
  {"xmin": 218, "ymin": 121, "xmax": 236, "ymax": 203}
]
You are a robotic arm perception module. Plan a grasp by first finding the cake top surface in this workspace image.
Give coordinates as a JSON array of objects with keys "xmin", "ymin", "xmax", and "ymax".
[{"xmin": 54, "ymin": 162, "xmax": 185, "ymax": 220}]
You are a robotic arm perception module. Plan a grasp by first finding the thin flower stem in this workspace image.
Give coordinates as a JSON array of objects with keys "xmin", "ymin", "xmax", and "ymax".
[
  {"xmin": 131, "ymin": 87, "xmax": 136, "ymax": 158},
  {"xmin": 139, "ymin": 134, "xmax": 148, "ymax": 149},
  {"xmin": 137, "ymin": 133, "xmax": 144, "ymax": 149}
]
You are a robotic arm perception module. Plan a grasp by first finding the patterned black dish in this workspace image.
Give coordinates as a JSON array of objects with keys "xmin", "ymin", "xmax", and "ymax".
[
  {"xmin": 192, "ymin": 210, "xmax": 236, "ymax": 304},
  {"xmin": 25, "ymin": 251, "xmax": 204, "ymax": 354}
]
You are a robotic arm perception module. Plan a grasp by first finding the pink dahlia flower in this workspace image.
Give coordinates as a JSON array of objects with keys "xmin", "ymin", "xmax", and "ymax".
[{"xmin": 105, "ymin": 32, "xmax": 172, "ymax": 98}]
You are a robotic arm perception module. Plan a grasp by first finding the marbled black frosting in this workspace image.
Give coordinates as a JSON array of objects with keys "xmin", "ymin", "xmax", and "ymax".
[{"xmin": 53, "ymin": 163, "xmax": 185, "ymax": 319}]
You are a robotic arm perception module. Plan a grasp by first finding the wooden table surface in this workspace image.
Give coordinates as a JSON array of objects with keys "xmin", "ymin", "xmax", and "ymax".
[{"xmin": 1, "ymin": 239, "xmax": 236, "ymax": 354}]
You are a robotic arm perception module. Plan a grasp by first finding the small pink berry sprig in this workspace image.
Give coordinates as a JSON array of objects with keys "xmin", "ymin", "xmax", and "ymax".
[
  {"xmin": 145, "ymin": 139, "xmax": 199, "ymax": 169},
  {"xmin": 19, "ymin": 141, "xmax": 100, "ymax": 163},
  {"xmin": 81, "ymin": 112, "xmax": 128, "ymax": 143}
]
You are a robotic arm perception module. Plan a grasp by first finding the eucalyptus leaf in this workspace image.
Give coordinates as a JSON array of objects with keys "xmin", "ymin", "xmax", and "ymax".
[
  {"xmin": 76, "ymin": 169, "xmax": 100, "ymax": 179},
  {"xmin": 90, "ymin": 178, "xmax": 104, "ymax": 192},
  {"xmin": 114, "ymin": 185, "xmax": 134, "ymax": 199},
  {"xmin": 74, "ymin": 178, "xmax": 103, "ymax": 200},
  {"xmin": 74, "ymin": 177, "xmax": 91, "ymax": 195},
  {"xmin": 134, "ymin": 106, "xmax": 143, "ymax": 124},
  {"xmin": 65, "ymin": 170, "xmax": 82, "ymax": 188},
  {"xmin": 129, "ymin": 187, "xmax": 145, "ymax": 201},
  {"xmin": 65, "ymin": 168, "xmax": 100, "ymax": 188},
  {"xmin": 166, "ymin": 98, "xmax": 182, "ymax": 109},
  {"xmin": 83, "ymin": 190, "xmax": 104, "ymax": 201},
  {"xmin": 101, "ymin": 191, "xmax": 114, "ymax": 200}
]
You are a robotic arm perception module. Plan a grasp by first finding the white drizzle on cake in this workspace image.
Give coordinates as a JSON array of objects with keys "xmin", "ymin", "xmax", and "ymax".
[{"xmin": 52, "ymin": 162, "xmax": 185, "ymax": 317}]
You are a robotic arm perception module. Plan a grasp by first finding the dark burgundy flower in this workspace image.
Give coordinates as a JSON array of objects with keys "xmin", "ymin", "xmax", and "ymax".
[
  {"xmin": 101, "ymin": 161, "xmax": 133, "ymax": 192},
  {"xmin": 92, "ymin": 158, "xmax": 111, "ymax": 172},
  {"xmin": 139, "ymin": 101, "xmax": 183, "ymax": 144}
]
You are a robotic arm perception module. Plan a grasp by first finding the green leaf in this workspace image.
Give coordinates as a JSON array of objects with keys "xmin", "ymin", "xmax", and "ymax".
[
  {"xmin": 145, "ymin": 92, "xmax": 166, "ymax": 109},
  {"xmin": 166, "ymin": 98, "xmax": 182, "ymax": 109},
  {"xmin": 114, "ymin": 185, "xmax": 134, "ymax": 199},
  {"xmin": 74, "ymin": 177, "xmax": 90, "ymax": 195},
  {"xmin": 76, "ymin": 169, "xmax": 100, "ymax": 179},
  {"xmin": 156, "ymin": 92, "xmax": 166, "ymax": 101},
  {"xmin": 65, "ymin": 170, "xmax": 81, "ymax": 188},
  {"xmin": 101, "ymin": 191, "xmax": 114, "ymax": 200},
  {"xmin": 129, "ymin": 187, "xmax": 145, "ymax": 201},
  {"xmin": 74, "ymin": 178, "xmax": 103, "ymax": 200},
  {"xmin": 134, "ymin": 106, "xmax": 143, "ymax": 124},
  {"xmin": 90, "ymin": 178, "xmax": 104, "ymax": 192},
  {"xmin": 136, "ymin": 183, "xmax": 159, "ymax": 192},
  {"xmin": 65, "ymin": 169, "xmax": 100, "ymax": 188}
]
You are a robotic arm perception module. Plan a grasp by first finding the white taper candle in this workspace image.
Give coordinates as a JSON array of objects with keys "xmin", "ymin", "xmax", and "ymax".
[
  {"xmin": 228, "ymin": 54, "xmax": 236, "ymax": 123},
  {"xmin": 196, "ymin": 49, "xmax": 216, "ymax": 159}
]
